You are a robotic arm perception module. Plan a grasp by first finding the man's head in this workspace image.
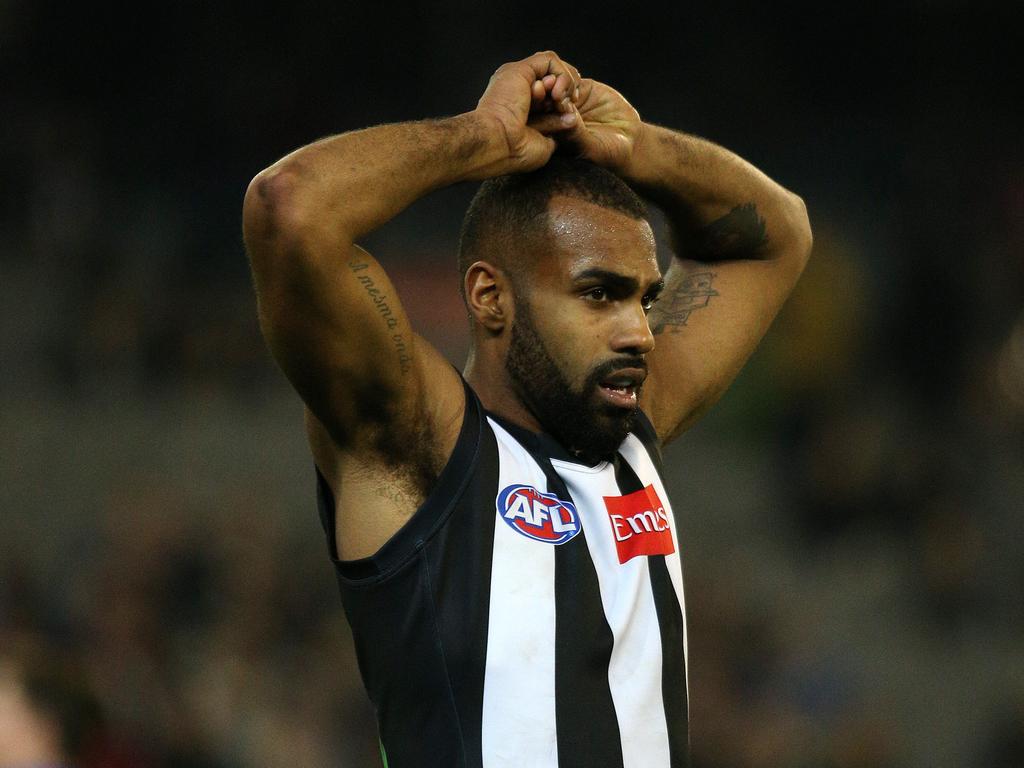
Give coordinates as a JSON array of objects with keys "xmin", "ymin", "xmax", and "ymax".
[
  {"xmin": 458, "ymin": 156, "xmax": 651, "ymax": 291},
  {"xmin": 459, "ymin": 157, "xmax": 663, "ymax": 461}
]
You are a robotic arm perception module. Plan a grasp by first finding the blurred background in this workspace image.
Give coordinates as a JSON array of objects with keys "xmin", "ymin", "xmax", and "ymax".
[{"xmin": 2, "ymin": 1, "xmax": 1022, "ymax": 766}]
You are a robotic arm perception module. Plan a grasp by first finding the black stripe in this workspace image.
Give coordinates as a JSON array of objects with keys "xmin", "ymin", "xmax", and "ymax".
[
  {"xmin": 613, "ymin": 455, "xmax": 690, "ymax": 767},
  {"xmin": 634, "ymin": 408, "xmax": 666, "ymax": 475},
  {"xmin": 540, "ymin": 457, "xmax": 625, "ymax": 768},
  {"xmin": 424, "ymin": 414, "xmax": 500, "ymax": 767}
]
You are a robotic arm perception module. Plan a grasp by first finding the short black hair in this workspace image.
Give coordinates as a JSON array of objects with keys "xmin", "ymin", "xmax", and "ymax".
[{"xmin": 457, "ymin": 156, "xmax": 648, "ymax": 296}]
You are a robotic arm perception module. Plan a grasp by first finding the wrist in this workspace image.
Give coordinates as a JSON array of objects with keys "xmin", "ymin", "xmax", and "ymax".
[
  {"xmin": 451, "ymin": 110, "xmax": 518, "ymax": 182},
  {"xmin": 617, "ymin": 121, "xmax": 655, "ymax": 182}
]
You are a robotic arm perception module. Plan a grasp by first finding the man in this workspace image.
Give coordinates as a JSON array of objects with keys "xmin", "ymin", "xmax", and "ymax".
[{"xmin": 243, "ymin": 51, "xmax": 811, "ymax": 768}]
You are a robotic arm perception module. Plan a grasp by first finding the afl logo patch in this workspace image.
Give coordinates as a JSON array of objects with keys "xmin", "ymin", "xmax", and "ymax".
[{"xmin": 496, "ymin": 484, "xmax": 581, "ymax": 545}]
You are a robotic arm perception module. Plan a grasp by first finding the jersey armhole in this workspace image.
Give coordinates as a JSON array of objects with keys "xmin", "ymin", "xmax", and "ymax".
[{"xmin": 315, "ymin": 377, "xmax": 483, "ymax": 583}]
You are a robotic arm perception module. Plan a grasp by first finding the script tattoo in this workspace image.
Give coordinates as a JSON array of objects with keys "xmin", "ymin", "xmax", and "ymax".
[
  {"xmin": 697, "ymin": 202, "xmax": 768, "ymax": 260},
  {"xmin": 348, "ymin": 257, "xmax": 412, "ymax": 375},
  {"xmin": 649, "ymin": 272, "xmax": 718, "ymax": 335}
]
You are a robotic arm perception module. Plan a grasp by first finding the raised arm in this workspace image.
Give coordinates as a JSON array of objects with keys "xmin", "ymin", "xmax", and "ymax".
[
  {"xmin": 242, "ymin": 52, "xmax": 581, "ymax": 555},
  {"xmin": 558, "ymin": 77, "xmax": 812, "ymax": 444},
  {"xmin": 242, "ymin": 115, "xmax": 500, "ymax": 452}
]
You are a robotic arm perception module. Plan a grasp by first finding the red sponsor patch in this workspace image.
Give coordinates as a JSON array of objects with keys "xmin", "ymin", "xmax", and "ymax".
[{"xmin": 603, "ymin": 484, "xmax": 675, "ymax": 564}]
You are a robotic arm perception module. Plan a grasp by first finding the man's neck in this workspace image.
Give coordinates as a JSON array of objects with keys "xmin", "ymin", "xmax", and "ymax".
[{"xmin": 463, "ymin": 354, "xmax": 545, "ymax": 436}]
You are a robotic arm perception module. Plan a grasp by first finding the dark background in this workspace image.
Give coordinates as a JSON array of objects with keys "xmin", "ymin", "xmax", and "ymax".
[{"xmin": 2, "ymin": 1, "xmax": 1022, "ymax": 766}]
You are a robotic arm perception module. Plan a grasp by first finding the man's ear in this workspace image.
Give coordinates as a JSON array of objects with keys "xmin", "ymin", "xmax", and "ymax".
[{"xmin": 465, "ymin": 261, "xmax": 512, "ymax": 333}]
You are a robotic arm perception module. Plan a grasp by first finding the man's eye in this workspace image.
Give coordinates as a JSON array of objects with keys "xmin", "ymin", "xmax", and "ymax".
[
  {"xmin": 585, "ymin": 287, "xmax": 607, "ymax": 301},
  {"xmin": 642, "ymin": 295, "xmax": 660, "ymax": 312}
]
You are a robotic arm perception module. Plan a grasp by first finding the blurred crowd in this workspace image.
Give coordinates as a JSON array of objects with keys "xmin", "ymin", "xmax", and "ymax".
[
  {"xmin": 1, "ymin": 478, "xmax": 380, "ymax": 767},
  {"xmin": 2, "ymin": 1, "xmax": 1022, "ymax": 766}
]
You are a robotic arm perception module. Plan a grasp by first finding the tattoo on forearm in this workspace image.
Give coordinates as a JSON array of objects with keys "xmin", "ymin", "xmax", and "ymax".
[
  {"xmin": 348, "ymin": 257, "xmax": 412, "ymax": 374},
  {"xmin": 650, "ymin": 272, "xmax": 718, "ymax": 335},
  {"xmin": 697, "ymin": 203, "xmax": 768, "ymax": 259}
]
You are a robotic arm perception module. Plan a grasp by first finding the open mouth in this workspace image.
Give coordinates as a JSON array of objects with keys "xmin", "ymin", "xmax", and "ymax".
[{"xmin": 597, "ymin": 368, "xmax": 646, "ymax": 408}]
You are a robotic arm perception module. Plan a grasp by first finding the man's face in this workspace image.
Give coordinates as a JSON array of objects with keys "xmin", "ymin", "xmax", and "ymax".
[{"xmin": 504, "ymin": 196, "xmax": 662, "ymax": 461}]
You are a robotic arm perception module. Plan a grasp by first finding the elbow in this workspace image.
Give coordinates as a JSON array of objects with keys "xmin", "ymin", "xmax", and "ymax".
[
  {"xmin": 243, "ymin": 163, "xmax": 313, "ymax": 245},
  {"xmin": 767, "ymin": 189, "xmax": 812, "ymax": 275},
  {"xmin": 786, "ymin": 191, "xmax": 813, "ymax": 265},
  {"xmin": 243, "ymin": 162, "xmax": 333, "ymax": 285}
]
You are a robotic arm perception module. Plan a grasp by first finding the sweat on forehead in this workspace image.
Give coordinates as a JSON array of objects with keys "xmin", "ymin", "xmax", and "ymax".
[{"xmin": 457, "ymin": 156, "xmax": 649, "ymax": 281}]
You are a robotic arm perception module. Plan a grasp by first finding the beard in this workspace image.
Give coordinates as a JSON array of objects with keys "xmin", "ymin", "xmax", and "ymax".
[{"xmin": 505, "ymin": 297, "xmax": 642, "ymax": 463}]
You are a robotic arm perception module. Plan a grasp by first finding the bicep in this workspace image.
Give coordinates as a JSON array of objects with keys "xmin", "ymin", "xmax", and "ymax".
[
  {"xmin": 251, "ymin": 236, "xmax": 437, "ymax": 447},
  {"xmin": 641, "ymin": 247, "xmax": 809, "ymax": 444}
]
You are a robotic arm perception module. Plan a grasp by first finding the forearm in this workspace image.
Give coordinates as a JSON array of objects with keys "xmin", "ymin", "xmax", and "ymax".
[
  {"xmin": 621, "ymin": 123, "xmax": 811, "ymax": 263},
  {"xmin": 244, "ymin": 112, "xmax": 507, "ymax": 245}
]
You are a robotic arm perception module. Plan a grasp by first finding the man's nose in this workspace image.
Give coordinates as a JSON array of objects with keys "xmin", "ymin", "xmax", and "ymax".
[{"xmin": 611, "ymin": 303, "xmax": 656, "ymax": 355}]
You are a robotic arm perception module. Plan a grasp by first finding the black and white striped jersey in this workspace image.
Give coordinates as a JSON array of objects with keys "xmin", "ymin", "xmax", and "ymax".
[{"xmin": 316, "ymin": 381, "xmax": 690, "ymax": 768}]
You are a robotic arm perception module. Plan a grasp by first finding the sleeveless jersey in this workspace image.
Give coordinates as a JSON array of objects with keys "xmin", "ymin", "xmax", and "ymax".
[{"xmin": 316, "ymin": 381, "xmax": 690, "ymax": 767}]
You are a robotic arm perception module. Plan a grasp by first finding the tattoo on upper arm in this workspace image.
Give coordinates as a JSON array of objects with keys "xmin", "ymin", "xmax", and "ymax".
[
  {"xmin": 649, "ymin": 272, "xmax": 718, "ymax": 335},
  {"xmin": 348, "ymin": 257, "xmax": 413, "ymax": 375},
  {"xmin": 696, "ymin": 203, "xmax": 768, "ymax": 260}
]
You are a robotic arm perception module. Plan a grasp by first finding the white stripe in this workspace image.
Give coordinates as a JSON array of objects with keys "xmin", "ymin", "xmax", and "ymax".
[
  {"xmin": 551, "ymin": 451, "xmax": 672, "ymax": 768},
  {"xmin": 619, "ymin": 434, "xmax": 689, "ymax": 702},
  {"xmin": 481, "ymin": 419, "xmax": 559, "ymax": 768}
]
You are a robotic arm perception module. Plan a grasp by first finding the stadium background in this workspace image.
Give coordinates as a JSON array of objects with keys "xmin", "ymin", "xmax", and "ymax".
[{"xmin": 1, "ymin": 1, "xmax": 1022, "ymax": 765}]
